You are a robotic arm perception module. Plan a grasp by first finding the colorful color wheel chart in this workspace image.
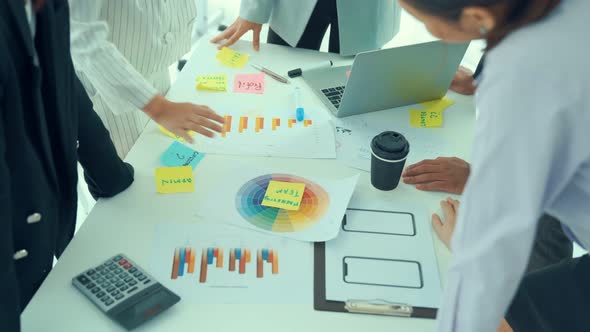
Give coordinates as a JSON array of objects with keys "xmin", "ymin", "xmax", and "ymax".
[{"xmin": 236, "ymin": 174, "xmax": 330, "ymax": 232}]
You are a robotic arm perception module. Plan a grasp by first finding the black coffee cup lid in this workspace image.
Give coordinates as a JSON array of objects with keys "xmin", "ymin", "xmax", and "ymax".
[{"xmin": 371, "ymin": 131, "xmax": 410, "ymax": 161}]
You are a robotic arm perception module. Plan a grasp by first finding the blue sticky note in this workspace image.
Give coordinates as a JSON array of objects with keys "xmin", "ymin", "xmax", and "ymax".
[{"xmin": 160, "ymin": 141, "xmax": 204, "ymax": 169}]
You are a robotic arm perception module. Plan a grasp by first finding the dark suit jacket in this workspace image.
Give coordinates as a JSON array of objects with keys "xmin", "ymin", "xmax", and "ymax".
[{"xmin": 0, "ymin": 1, "xmax": 135, "ymax": 331}]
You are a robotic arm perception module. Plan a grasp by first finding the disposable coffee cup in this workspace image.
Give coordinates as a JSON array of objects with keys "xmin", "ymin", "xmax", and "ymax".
[{"xmin": 370, "ymin": 131, "xmax": 410, "ymax": 191}]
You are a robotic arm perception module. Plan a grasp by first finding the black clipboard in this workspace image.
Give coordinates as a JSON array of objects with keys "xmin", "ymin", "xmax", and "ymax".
[{"xmin": 313, "ymin": 213, "xmax": 438, "ymax": 319}]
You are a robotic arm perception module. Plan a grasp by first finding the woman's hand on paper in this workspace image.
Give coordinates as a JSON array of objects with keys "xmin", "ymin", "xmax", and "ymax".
[
  {"xmin": 211, "ymin": 17, "xmax": 263, "ymax": 51},
  {"xmin": 402, "ymin": 157, "xmax": 470, "ymax": 194},
  {"xmin": 432, "ymin": 197, "xmax": 460, "ymax": 250},
  {"xmin": 143, "ymin": 95, "xmax": 225, "ymax": 143}
]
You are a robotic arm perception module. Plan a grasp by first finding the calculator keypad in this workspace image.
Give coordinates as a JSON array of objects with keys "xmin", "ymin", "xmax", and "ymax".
[{"xmin": 73, "ymin": 254, "xmax": 155, "ymax": 311}]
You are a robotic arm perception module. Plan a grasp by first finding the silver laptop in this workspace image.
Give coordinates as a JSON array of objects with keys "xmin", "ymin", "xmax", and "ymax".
[{"xmin": 303, "ymin": 41, "xmax": 469, "ymax": 117}]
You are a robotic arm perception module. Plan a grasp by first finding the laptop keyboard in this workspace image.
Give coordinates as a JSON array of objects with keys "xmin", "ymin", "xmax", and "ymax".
[{"xmin": 321, "ymin": 86, "xmax": 345, "ymax": 109}]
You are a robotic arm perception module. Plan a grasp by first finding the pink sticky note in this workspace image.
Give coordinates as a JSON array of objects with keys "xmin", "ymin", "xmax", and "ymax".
[
  {"xmin": 346, "ymin": 70, "xmax": 351, "ymax": 78},
  {"xmin": 233, "ymin": 73, "xmax": 265, "ymax": 94}
]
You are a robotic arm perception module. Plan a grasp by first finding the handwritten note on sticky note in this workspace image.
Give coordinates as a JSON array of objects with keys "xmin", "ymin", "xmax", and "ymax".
[
  {"xmin": 410, "ymin": 109, "xmax": 443, "ymax": 128},
  {"xmin": 196, "ymin": 74, "xmax": 227, "ymax": 91},
  {"xmin": 216, "ymin": 47, "xmax": 249, "ymax": 69},
  {"xmin": 261, "ymin": 181, "xmax": 306, "ymax": 211},
  {"xmin": 161, "ymin": 141, "xmax": 204, "ymax": 169},
  {"xmin": 233, "ymin": 73, "xmax": 265, "ymax": 94},
  {"xmin": 155, "ymin": 166, "xmax": 194, "ymax": 194},
  {"xmin": 158, "ymin": 126, "xmax": 196, "ymax": 142},
  {"xmin": 419, "ymin": 97, "xmax": 454, "ymax": 112}
]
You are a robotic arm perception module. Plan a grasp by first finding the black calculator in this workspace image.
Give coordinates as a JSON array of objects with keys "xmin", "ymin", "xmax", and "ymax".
[{"xmin": 72, "ymin": 254, "xmax": 180, "ymax": 330}]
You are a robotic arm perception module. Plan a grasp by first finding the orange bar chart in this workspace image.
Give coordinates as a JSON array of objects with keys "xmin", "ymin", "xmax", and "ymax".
[
  {"xmin": 303, "ymin": 120, "xmax": 312, "ymax": 127},
  {"xmin": 171, "ymin": 247, "xmax": 198, "ymax": 279},
  {"xmin": 222, "ymin": 115, "xmax": 232, "ymax": 137},
  {"xmin": 256, "ymin": 248, "xmax": 279, "ymax": 278},
  {"xmin": 199, "ymin": 249, "xmax": 207, "ymax": 283},
  {"xmin": 272, "ymin": 118, "xmax": 280, "ymax": 131},
  {"xmin": 171, "ymin": 248, "xmax": 180, "ymax": 279},
  {"xmin": 288, "ymin": 119, "xmax": 296, "ymax": 128},
  {"xmin": 199, "ymin": 247, "xmax": 224, "ymax": 283},
  {"xmin": 255, "ymin": 117, "xmax": 264, "ymax": 133},
  {"xmin": 229, "ymin": 248, "xmax": 236, "ymax": 271},
  {"xmin": 239, "ymin": 117, "xmax": 248, "ymax": 133}
]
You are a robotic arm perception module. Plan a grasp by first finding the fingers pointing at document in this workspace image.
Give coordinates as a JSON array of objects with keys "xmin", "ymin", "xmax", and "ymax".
[
  {"xmin": 211, "ymin": 17, "xmax": 263, "ymax": 51},
  {"xmin": 143, "ymin": 95, "xmax": 225, "ymax": 143}
]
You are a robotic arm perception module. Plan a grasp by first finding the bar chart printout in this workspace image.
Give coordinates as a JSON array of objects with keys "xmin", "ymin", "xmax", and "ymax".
[
  {"xmin": 152, "ymin": 224, "xmax": 310, "ymax": 304},
  {"xmin": 170, "ymin": 247, "xmax": 279, "ymax": 282},
  {"xmin": 221, "ymin": 115, "xmax": 312, "ymax": 137}
]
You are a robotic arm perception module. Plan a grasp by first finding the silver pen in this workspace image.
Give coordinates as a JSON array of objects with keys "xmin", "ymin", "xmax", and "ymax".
[{"xmin": 251, "ymin": 64, "xmax": 291, "ymax": 84}]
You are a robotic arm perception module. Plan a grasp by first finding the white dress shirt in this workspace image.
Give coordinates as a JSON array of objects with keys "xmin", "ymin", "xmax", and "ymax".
[
  {"xmin": 69, "ymin": 0, "xmax": 196, "ymax": 157},
  {"xmin": 437, "ymin": 0, "xmax": 590, "ymax": 331}
]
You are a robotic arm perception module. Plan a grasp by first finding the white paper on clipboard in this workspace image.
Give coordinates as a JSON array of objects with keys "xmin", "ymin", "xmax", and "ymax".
[{"xmin": 324, "ymin": 206, "xmax": 442, "ymax": 309}]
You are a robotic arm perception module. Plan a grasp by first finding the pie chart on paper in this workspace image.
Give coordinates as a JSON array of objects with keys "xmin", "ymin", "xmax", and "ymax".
[{"xmin": 235, "ymin": 174, "xmax": 330, "ymax": 232}]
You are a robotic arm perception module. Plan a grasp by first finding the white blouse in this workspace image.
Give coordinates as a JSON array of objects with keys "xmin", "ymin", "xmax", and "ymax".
[
  {"xmin": 69, "ymin": 0, "xmax": 196, "ymax": 156},
  {"xmin": 437, "ymin": 0, "xmax": 590, "ymax": 331}
]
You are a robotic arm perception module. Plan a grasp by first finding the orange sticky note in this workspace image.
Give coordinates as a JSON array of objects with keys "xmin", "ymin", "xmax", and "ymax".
[
  {"xmin": 261, "ymin": 181, "xmax": 306, "ymax": 211},
  {"xmin": 155, "ymin": 166, "xmax": 194, "ymax": 194}
]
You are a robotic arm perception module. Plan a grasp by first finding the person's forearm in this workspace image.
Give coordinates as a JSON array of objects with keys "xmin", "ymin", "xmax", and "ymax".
[{"xmin": 69, "ymin": 0, "xmax": 159, "ymax": 113}]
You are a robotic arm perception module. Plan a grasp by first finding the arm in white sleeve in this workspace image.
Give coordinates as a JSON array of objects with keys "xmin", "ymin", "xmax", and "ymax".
[
  {"xmin": 436, "ymin": 64, "xmax": 579, "ymax": 332},
  {"xmin": 239, "ymin": 0, "xmax": 274, "ymax": 24},
  {"xmin": 69, "ymin": 0, "xmax": 158, "ymax": 114}
]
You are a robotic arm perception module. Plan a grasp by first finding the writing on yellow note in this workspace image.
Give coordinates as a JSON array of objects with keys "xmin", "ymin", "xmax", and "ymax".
[
  {"xmin": 410, "ymin": 109, "xmax": 443, "ymax": 128},
  {"xmin": 196, "ymin": 74, "xmax": 227, "ymax": 92},
  {"xmin": 419, "ymin": 97, "xmax": 454, "ymax": 112},
  {"xmin": 159, "ymin": 125, "xmax": 196, "ymax": 142},
  {"xmin": 216, "ymin": 47, "xmax": 249, "ymax": 69},
  {"xmin": 261, "ymin": 181, "xmax": 306, "ymax": 211},
  {"xmin": 155, "ymin": 166, "xmax": 194, "ymax": 194}
]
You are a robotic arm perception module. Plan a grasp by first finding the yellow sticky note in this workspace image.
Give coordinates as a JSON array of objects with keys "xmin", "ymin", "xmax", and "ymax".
[
  {"xmin": 158, "ymin": 125, "xmax": 196, "ymax": 142},
  {"xmin": 410, "ymin": 109, "xmax": 443, "ymax": 128},
  {"xmin": 261, "ymin": 181, "xmax": 306, "ymax": 211},
  {"xmin": 419, "ymin": 97, "xmax": 454, "ymax": 112},
  {"xmin": 216, "ymin": 47, "xmax": 249, "ymax": 69},
  {"xmin": 196, "ymin": 74, "xmax": 227, "ymax": 91},
  {"xmin": 155, "ymin": 166, "xmax": 194, "ymax": 194}
]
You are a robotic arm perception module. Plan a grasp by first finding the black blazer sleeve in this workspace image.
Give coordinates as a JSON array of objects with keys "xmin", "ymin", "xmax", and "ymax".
[
  {"xmin": 74, "ymin": 77, "xmax": 135, "ymax": 200},
  {"xmin": 0, "ymin": 65, "xmax": 21, "ymax": 332}
]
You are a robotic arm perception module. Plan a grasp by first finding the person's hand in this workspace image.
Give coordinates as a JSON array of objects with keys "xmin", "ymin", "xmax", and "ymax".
[
  {"xmin": 449, "ymin": 66, "xmax": 477, "ymax": 95},
  {"xmin": 143, "ymin": 95, "xmax": 225, "ymax": 143},
  {"xmin": 402, "ymin": 157, "xmax": 470, "ymax": 194},
  {"xmin": 210, "ymin": 17, "xmax": 263, "ymax": 51},
  {"xmin": 432, "ymin": 197, "xmax": 460, "ymax": 250}
]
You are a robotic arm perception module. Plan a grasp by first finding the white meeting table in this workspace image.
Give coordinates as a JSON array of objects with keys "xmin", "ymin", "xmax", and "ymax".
[{"xmin": 22, "ymin": 40, "xmax": 475, "ymax": 332}]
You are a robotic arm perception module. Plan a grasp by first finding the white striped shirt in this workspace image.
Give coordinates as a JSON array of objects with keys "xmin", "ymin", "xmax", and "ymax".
[{"xmin": 69, "ymin": 0, "xmax": 196, "ymax": 157}]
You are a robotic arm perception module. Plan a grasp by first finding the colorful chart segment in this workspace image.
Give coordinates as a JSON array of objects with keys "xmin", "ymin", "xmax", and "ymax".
[
  {"xmin": 235, "ymin": 174, "xmax": 330, "ymax": 233},
  {"xmin": 221, "ymin": 116, "xmax": 312, "ymax": 137},
  {"xmin": 171, "ymin": 247, "xmax": 278, "ymax": 283}
]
